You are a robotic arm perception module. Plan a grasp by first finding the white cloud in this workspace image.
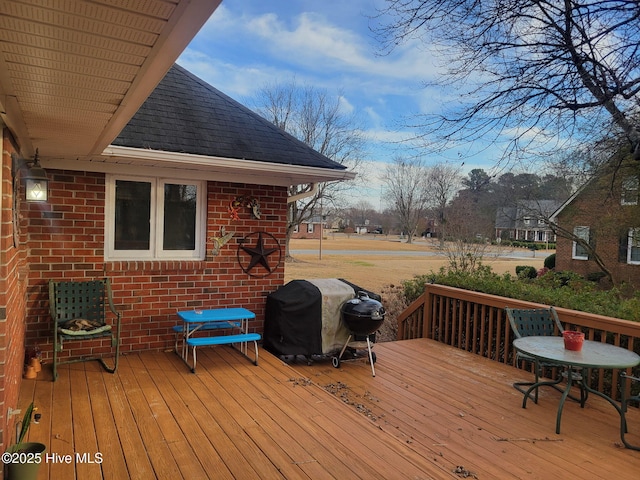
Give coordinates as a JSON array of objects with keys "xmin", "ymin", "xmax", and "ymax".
[
  {"xmin": 178, "ymin": 49, "xmax": 297, "ymax": 99},
  {"xmin": 182, "ymin": 1, "xmax": 508, "ymax": 187},
  {"xmin": 199, "ymin": 5, "xmax": 440, "ymax": 84}
]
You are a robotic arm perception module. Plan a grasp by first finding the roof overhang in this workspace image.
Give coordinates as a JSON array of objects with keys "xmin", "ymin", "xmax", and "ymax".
[
  {"xmin": 44, "ymin": 145, "xmax": 357, "ymax": 187},
  {"xmin": 0, "ymin": 0, "xmax": 221, "ymax": 159}
]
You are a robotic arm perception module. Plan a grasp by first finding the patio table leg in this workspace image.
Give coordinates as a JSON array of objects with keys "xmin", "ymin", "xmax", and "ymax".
[{"xmin": 521, "ymin": 377, "xmax": 564, "ymax": 408}]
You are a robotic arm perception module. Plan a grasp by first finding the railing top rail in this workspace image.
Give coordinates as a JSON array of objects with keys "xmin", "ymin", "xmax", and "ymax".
[{"xmin": 424, "ymin": 283, "xmax": 640, "ymax": 336}]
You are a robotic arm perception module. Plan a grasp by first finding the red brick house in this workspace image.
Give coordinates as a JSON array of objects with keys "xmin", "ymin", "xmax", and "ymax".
[
  {"xmin": 0, "ymin": 1, "xmax": 354, "ymax": 453},
  {"xmin": 551, "ymin": 155, "xmax": 640, "ymax": 287},
  {"xmin": 290, "ymin": 216, "xmax": 325, "ymax": 239}
]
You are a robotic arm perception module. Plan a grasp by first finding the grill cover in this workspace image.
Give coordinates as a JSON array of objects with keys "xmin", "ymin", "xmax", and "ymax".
[{"xmin": 264, "ymin": 279, "xmax": 378, "ymax": 356}]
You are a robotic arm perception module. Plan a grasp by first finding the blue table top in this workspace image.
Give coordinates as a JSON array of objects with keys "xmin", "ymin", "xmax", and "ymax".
[
  {"xmin": 178, "ymin": 308, "xmax": 256, "ymax": 323},
  {"xmin": 513, "ymin": 336, "xmax": 640, "ymax": 369}
]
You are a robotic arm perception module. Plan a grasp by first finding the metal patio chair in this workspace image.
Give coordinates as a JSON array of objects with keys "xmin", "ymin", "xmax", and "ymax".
[
  {"xmin": 49, "ymin": 279, "xmax": 122, "ymax": 381},
  {"xmin": 506, "ymin": 307, "xmax": 587, "ymax": 405},
  {"xmin": 621, "ymin": 373, "xmax": 640, "ymax": 450}
]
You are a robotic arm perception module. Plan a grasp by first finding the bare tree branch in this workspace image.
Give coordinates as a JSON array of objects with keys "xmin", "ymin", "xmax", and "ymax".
[
  {"xmin": 382, "ymin": 157, "xmax": 431, "ymax": 243},
  {"xmin": 373, "ymin": 0, "xmax": 640, "ymax": 163},
  {"xmin": 252, "ymin": 81, "xmax": 366, "ymax": 256}
]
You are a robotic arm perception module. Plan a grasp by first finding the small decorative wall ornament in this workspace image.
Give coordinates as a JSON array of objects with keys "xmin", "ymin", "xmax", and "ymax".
[
  {"xmin": 229, "ymin": 195, "xmax": 261, "ymax": 220},
  {"xmin": 210, "ymin": 227, "xmax": 235, "ymax": 256},
  {"xmin": 237, "ymin": 231, "xmax": 282, "ymax": 277}
]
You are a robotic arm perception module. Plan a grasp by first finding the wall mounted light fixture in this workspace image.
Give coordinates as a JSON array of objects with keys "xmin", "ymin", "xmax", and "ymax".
[{"xmin": 12, "ymin": 149, "xmax": 48, "ymax": 202}]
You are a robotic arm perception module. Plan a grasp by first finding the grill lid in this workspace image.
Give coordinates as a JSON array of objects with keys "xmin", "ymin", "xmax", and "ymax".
[{"xmin": 341, "ymin": 292, "xmax": 385, "ymax": 320}]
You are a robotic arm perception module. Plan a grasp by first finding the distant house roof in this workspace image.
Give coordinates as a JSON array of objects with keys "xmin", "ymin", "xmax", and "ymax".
[
  {"xmin": 112, "ymin": 64, "xmax": 346, "ymax": 171},
  {"xmin": 495, "ymin": 207, "xmax": 517, "ymax": 229},
  {"xmin": 496, "ymin": 200, "xmax": 561, "ymax": 229}
]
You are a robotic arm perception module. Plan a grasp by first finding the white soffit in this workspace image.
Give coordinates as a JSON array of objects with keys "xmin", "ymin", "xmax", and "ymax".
[{"xmin": 0, "ymin": 0, "xmax": 221, "ymax": 159}]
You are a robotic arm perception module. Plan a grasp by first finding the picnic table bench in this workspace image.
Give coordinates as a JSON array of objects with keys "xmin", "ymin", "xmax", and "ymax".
[{"xmin": 176, "ymin": 308, "xmax": 260, "ymax": 372}]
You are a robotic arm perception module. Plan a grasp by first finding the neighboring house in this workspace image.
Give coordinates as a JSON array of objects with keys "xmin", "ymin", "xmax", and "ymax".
[
  {"xmin": 0, "ymin": 2, "xmax": 354, "ymax": 454},
  {"xmin": 551, "ymin": 156, "xmax": 640, "ymax": 287},
  {"xmin": 495, "ymin": 200, "xmax": 560, "ymax": 243},
  {"xmin": 355, "ymin": 224, "xmax": 370, "ymax": 234},
  {"xmin": 291, "ymin": 216, "xmax": 325, "ymax": 239}
]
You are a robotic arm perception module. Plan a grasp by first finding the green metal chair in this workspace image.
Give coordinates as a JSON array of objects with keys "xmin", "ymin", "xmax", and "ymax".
[
  {"xmin": 49, "ymin": 279, "xmax": 122, "ymax": 381},
  {"xmin": 506, "ymin": 307, "xmax": 586, "ymax": 405},
  {"xmin": 620, "ymin": 373, "xmax": 640, "ymax": 450}
]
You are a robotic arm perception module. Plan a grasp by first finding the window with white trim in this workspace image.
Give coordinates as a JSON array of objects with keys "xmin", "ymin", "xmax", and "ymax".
[
  {"xmin": 307, "ymin": 223, "xmax": 314, "ymax": 233},
  {"xmin": 628, "ymin": 228, "xmax": 640, "ymax": 265},
  {"xmin": 105, "ymin": 175, "xmax": 206, "ymax": 260},
  {"xmin": 572, "ymin": 226, "xmax": 590, "ymax": 260}
]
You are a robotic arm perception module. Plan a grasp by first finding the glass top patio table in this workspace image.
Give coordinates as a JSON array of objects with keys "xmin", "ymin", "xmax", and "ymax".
[
  {"xmin": 513, "ymin": 336, "xmax": 640, "ymax": 434},
  {"xmin": 513, "ymin": 336, "xmax": 640, "ymax": 369}
]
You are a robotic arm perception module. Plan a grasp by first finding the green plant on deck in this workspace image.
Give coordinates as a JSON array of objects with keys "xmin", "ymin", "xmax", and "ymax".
[{"xmin": 9, "ymin": 402, "xmax": 35, "ymax": 452}]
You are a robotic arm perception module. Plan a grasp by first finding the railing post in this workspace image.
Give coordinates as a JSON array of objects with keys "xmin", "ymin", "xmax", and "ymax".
[{"xmin": 422, "ymin": 286, "xmax": 432, "ymax": 339}]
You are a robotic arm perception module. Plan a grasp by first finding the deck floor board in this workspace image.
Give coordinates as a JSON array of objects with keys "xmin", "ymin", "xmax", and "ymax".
[{"xmin": 15, "ymin": 338, "xmax": 640, "ymax": 479}]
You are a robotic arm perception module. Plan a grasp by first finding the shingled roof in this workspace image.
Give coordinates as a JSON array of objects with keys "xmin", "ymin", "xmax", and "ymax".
[{"xmin": 112, "ymin": 64, "xmax": 346, "ymax": 171}]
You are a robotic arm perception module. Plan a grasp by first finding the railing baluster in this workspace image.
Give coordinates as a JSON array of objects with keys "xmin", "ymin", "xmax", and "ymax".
[{"xmin": 395, "ymin": 283, "xmax": 640, "ymax": 399}]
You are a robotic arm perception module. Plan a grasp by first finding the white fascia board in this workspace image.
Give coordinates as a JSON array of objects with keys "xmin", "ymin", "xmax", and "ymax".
[{"xmin": 42, "ymin": 145, "xmax": 356, "ymax": 187}]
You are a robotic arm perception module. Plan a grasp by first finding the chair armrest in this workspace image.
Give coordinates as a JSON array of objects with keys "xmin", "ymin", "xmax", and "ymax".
[
  {"xmin": 103, "ymin": 279, "xmax": 122, "ymax": 321},
  {"xmin": 621, "ymin": 372, "xmax": 640, "ymax": 383}
]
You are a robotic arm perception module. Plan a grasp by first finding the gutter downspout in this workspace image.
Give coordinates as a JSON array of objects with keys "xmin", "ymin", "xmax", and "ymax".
[{"xmin": 287, "ymin": 182, "xmax": 318, "ymax": 203}]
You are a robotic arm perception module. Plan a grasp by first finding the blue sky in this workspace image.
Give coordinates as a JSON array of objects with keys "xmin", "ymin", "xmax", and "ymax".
[{"xmin": 178, "ymin": 0, "xmax": 497, "ymax": 206}]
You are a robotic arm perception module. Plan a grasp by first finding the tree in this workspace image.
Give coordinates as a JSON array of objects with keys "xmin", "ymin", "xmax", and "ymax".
[
  {"xmin": 461, "ymin": 169, "xmax": 492, "ymax": 193},
  {"xmin": 426, "ymin": 162, "xmax": 462, "ymax": 247},
  {"xmin": 344, "ymin": 201, "xmax": 377, "ymax": 231},
  {"xmin": 493, "ymin": 173, "xmax": 542, "ymax": 206},
  {"xmin": 382, "ymin": 157, "xmax": 430, "ymax": 243},
  {"xmin": 450, "ymin": 169, "xmax": 496, "ymax": 241},
  {"xmin": 374, "ymin": 1, "xmax": 640, "ymax": 165},
  {"xmin": 252, "ymin": 81, "xmax": 365, "ymax": 256}
]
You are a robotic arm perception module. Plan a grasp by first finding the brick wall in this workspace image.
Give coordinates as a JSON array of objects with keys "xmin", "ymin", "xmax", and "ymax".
[
  {"xmin": 0, "ymin": 132, "xmax": 30, "ymax": 452},
  {"xmin": 23, "ymin": 169, "xmax": 288, "ymax": 363},
  {"xmin": 555, "ymin": 161, "xmax": 640, "ymax": 287}
]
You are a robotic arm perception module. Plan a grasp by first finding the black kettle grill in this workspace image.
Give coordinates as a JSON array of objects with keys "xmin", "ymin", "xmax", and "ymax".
[
  {"xmin": 333, "ymin": 292, "xmax": 386, "ymax": 376},
  {"xmin": 340, "ymin": 293, "xmax": 385, "ymax": 335}
]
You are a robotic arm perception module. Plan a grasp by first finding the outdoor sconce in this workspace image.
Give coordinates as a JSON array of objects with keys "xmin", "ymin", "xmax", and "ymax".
[{"xmin": 12, "ymin": 149, "xmax": 48, "ymax": 202}]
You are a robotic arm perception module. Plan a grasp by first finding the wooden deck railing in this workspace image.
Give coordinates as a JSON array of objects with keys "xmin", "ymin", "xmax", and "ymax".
[{"xmin": 397, "ymin": 283, "xmax": 640, "ymax": 400}]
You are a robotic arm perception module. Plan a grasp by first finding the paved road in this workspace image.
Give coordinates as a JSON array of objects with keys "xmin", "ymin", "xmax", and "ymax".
[{"xmin": 290, "ymin": 248, "xmax": 544, "ymax": 260}]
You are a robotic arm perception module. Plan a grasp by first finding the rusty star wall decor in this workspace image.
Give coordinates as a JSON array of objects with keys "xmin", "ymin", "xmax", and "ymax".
[{"xmin": 237, "ymin": 231, "xmax": 282, "ymax": 277}]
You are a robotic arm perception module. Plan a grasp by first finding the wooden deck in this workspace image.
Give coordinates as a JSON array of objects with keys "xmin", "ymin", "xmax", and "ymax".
[{"xmin": 17, "ymin": 339, "xmax": 640, "ymax": 479}]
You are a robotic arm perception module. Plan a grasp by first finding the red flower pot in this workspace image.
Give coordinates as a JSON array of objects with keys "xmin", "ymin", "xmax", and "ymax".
[{"xmin": 563, "ymin": 331, "xmax": 585, "ymax": 351}]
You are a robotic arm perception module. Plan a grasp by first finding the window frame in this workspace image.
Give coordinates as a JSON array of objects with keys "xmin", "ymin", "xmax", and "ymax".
[
  {"xmin": 628, "ymin": 228, "xmax": 640, "ymax": 265},
  {"xmin": 105, "ymin": 174, "xmax": 206, "ymax": 260},
  {"xmin": 621, "ymin": 176, "xmax": 639, "ymax": 206},
  {"xmin": 572, "ymin": 226, "xmax": 590, "ymax": 260}
]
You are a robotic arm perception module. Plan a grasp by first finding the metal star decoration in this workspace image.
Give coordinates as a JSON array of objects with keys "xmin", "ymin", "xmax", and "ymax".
[{"xmin": 238, "ymin": 232, "xmax": 281, "ymax": 276}]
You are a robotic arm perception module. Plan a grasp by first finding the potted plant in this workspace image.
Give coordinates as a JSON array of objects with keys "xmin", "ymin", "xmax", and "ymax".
[{"xmin": 4, "ymin": 402, "xmax": 46, "ymax": 480}]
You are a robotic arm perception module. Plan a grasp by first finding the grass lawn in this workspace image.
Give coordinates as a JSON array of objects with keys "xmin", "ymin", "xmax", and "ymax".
[{"xmin": 285, "ymin": 234, "xmax": 551, "ymax": 294}]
